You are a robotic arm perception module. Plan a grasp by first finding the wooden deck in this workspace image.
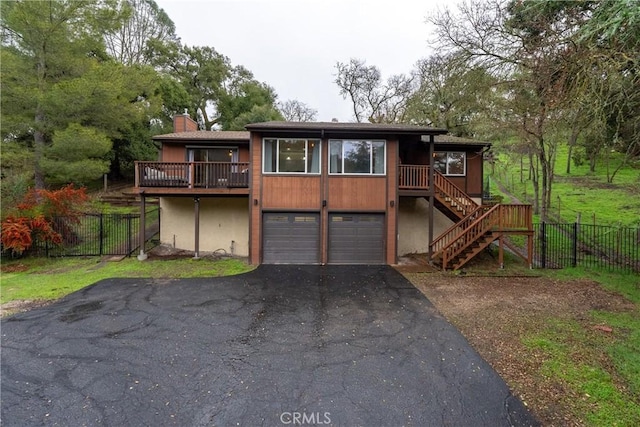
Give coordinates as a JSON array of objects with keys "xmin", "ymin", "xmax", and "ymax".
[{"xmin": 134, "ymin": 161, "xmax": 250, "ymax": 195}]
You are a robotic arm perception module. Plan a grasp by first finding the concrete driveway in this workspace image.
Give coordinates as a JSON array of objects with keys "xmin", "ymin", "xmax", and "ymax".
[{"xmin": 1, "ymin": 265, "xmax": 537, "ymax": 426}]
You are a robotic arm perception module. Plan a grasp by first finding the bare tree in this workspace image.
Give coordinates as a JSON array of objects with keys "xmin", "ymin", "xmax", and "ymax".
[
  {"xmin": 104, "ymin": 0, "xmax": 177, "ymax": 66},
  {"xmin": 278, "ymin": 99, "xmax": 317, "ymax": 122},
  {"xmin": 335, "ymin": 59, "xmax": 414, "ymax": 123},
  {"xmin": 428, "ymin": 0, "xmax": 587, "ymax": 219},
  {"xmin": 406, "ymin": 53, "xmax": 497, "ymax": 136}
]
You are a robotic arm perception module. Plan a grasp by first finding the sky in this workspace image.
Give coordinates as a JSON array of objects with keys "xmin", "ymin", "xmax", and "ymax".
[{"xmin": 155, "ymin": 0, "xmax": 449, "ymax": 122}]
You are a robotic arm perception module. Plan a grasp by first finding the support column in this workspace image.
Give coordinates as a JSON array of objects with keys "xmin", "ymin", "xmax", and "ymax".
[
  {"xmin": 428, "ymin": 135, "xmax": 435, "ymax": 265},
  {"xmin": 137, "ymin": 194, "xmax": 148, "ymax": 261},
  {"xmin": 193, "ymin": 197, "xmax": 200, "ymax": 259}
]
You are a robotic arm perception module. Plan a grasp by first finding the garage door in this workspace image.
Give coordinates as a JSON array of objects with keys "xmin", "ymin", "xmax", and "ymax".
[
  {"xmin": 328, "ymin": 213, "xmax": 385, "ymax": 264},
  {"xmin": 263, "ymin": 213, "xmax": 320, "ymax": 264}
]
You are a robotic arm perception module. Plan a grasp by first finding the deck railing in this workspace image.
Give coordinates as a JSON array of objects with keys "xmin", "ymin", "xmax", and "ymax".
[
  {"xmin": 399, "ymin": 165, "xmax": 430, "ymax": 189},
  {"xmin": 135, "ymin": 161, "xmax": 250, "ymax": 188}
]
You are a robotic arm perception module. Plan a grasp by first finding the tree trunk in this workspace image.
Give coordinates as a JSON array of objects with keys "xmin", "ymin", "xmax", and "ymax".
[
  {"xmin": 528, "ymin": 150, "xmax": 539, "ymax": 215},
  {"xmin": 33, "ymin": 109, "xmax": 46, "ymax": 190},
  {"xmin": 34, "ymin": 42, "xmax": 47, "ymax": 190},
  {"xmin": 538, "ymin": 135, "xmax": 555, "ymax": 222},
  {"xmin": 566, "ymin": 114, "xmax": 583, "ymax": 174}
]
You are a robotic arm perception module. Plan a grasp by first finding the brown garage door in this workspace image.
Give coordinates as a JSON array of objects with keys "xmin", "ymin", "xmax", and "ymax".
[
  {"xmin": 328, "ymin": 213, "xmax": 385, "ymax": 264},
  {"xmin": 262, "ymin": 213, "xmax": 320, "ymax": 264}
]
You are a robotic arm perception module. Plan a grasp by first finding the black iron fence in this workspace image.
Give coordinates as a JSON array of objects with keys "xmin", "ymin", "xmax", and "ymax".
[
  {"xmin": 534, "ymin": 222, "xmax": 640, "ymax": 273},
  {"xmin": 29, "ymin": 209, "xmax": 159, "ymax": 257}
]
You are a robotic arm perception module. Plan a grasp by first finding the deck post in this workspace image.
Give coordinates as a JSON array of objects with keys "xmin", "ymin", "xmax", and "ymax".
[
  {"xmin": 193, "ymin": 197, "xmax": 200, "ymax": 259},
  {"xmin": 498, "ymin": 235, "xmax": 504, "ymax": 269},
  {"xmin": 137, "ymin": 194, "xmax": 148, "ymax": 261},
  {"xmin": 428, "ymin": 135, "xmax": 435, "ymax": 264}
]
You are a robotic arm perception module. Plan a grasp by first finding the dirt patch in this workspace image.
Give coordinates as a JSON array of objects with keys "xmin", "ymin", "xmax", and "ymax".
[
  {"xmin": 1, "ymin": 263, "xmax": 29, "ymax": 273},
  {"xmin": 0, "ymin": 299, "xmax": 52, "ymax": 317},
  {"xmin": 402, "ymin": 270, "xmax": 636, "ymax": 426},
  {"xmin": 146, "ymin": 244, "xmax": 244, "ymax": 261}
]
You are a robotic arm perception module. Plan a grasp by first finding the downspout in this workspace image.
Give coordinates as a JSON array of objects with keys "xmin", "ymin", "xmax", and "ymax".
[{"xmin": 428, "ymin": 135, "xmax": 435, "ymax": 264}]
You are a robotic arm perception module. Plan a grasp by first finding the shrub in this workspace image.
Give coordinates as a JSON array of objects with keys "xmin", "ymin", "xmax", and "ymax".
[{"xmin": 1, "ymin": 185, "xmax": 88, "ymax": 256}]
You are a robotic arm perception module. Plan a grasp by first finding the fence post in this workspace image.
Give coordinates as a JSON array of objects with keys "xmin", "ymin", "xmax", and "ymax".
[
  {"xmin": 126, "ymin": 215, "xmax": 132, "ymax": 256},
  {"xmin": 572, "ymin": 222, "xmax": 578, "ymax": 267},
  {"xmin": 541, "ymin": 221, "xmax": 547, "ymax": 269},
  {"xmin": 99, "ymin": 214, "xmax": 104, "ymax": 256}
]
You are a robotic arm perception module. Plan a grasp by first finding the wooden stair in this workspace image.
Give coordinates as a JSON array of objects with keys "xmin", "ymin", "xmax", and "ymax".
[
  {"xmin": 399, "ymin": 164, "xmax": 533, "ymax": 270},
  {"xmin": 98, "ymin": 192, "xmax": 140, "ymax": 206},
  {"xmin": 433, "ymin": 170, "xmax": 479, "ymax": 221},
  {"xmin": 445, "ymin": 231, "xmax": 500, "ymax": 270},
  {"xmin": 430, "ymin": 176, "xmax": 533, "ymax": 269}
]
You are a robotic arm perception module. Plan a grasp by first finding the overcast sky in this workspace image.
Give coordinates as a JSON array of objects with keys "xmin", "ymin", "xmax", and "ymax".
[{"xmin": 155, "ymin": 0, "xmax": 449, "ymax": 122}]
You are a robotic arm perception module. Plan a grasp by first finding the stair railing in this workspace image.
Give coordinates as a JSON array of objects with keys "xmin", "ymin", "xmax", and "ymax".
[
  {"xmin": 440, "ymin": 204, "xmax": 533, "ymax": 269},
  {"xmin": 433, "ymin": 170, "xmax": 479, "ymax": 213},
  {"xmin": 441, "ymin": 204, "xmax": 501, "ymax": 269},
  {"xmin": 430, "ymin": 205, "xmax": 489, "ymax": 257}
]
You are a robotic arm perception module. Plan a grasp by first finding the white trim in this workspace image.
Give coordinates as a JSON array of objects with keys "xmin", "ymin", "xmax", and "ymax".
[
  {"xmin": 328, "ymin": 139, "xmax": 387, "ymax": 175},
  {"xmin": 434, "ymin": 151, "xmax": 466, "ymax": 176},
  {"xmin": 262, "ymin": 138, "xmax": 322, "ymax": 175}
]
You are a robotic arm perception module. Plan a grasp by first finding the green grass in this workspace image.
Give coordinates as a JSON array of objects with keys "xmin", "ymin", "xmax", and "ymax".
[
  {"xmin": 522, "ymin": 268, "xmax": 640, "ymax": 426},
  {"xmin": 1, "ymin": 256, "xmax": 254, "ymax": 303},
  {"xmin": 591, "ymin": 311, "xmax": 640, "ymax": 399},
  {"xmin": 491, "ymin": 142, "xmax": 640, "ymax": 226}
]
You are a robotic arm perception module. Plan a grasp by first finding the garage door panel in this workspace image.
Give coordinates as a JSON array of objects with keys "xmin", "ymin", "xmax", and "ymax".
[
  {"xmin": 263, "ymin": 213, "xmax": 320, "ymax": 264},
  {"xmin": 328, "ymin": 214, "xmax": 385, "ymax": 264}
]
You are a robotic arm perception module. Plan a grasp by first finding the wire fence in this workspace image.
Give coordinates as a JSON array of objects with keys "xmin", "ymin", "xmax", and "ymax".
[
  {"xmin": 534, "ymin": 222, "xmax": 640, "ymax": 273},
  {"xmin": 28, "ymin": 209, "xmax": 160, "ymax": 257}
]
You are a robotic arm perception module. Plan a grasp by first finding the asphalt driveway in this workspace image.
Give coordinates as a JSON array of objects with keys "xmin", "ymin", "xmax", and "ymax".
[{"xmin": 1, "ymin": 265, "xmax": 537, "ymax": 426}]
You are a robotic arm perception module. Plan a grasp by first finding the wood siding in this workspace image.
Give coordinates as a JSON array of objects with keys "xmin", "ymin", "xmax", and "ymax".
[
  {"xmin": 386, "ymin": 139, "xmax": 398, "ymax": 263},
  {"xmin": 465, "ymin": 151, "xmax": 483, "ymax": 196},
  {"xmin": 326, "ymin": 177, "xmax": 386, "ymax": 210},
  {"xmin": 262, "ymin": 176, "xmax": 322, "ymax": 209},
  {"xmin": 162, "ymin": 144, "xmax": 185, "ymax": 162},
  {"xmin": 250, "ymin": 133, "xmax": 262, "ymax": 264}
]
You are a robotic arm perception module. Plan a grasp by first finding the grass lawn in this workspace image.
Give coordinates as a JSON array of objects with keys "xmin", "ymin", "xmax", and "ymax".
[
  {"xmin": 491, "ymin": 142, "xmax": 640, "ymax": 226},
  {"xmin": 1, "ymin": 256, "xmax": 254, "ymax": 304},
  {"xmin": 527, "ymin": 268, "xmax": 640, "ymax": 425}
]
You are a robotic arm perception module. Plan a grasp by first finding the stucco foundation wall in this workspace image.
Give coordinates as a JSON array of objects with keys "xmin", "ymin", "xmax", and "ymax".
[
  {"xmin": 397, "ymin": 197, "xmax": 454, "ymax": 256},
  {"xmin": 159, "ymin": 197, "xmax": 249, "ymax": 256}
]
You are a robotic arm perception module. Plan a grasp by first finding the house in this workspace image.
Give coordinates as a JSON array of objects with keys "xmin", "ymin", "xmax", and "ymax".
[{"xmin": 134, "ymin": 113, "xmax": 533, "ymax": 269}]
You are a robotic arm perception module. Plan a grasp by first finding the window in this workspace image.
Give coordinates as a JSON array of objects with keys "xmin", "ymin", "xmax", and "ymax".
[
  {"xmin": 188, "ymin": 147, "xmax": 238, "ymax": 163},
  {"xmin": 329, "ymin": 140, "xmax": 386, "ymax": 175},
  {"xmin": 434, "ymin": 152, "xmax": 466, "ymax": 176},
  {"xmin": 263, "ymin": 139, "xmax": 320, "ymax": 173}
]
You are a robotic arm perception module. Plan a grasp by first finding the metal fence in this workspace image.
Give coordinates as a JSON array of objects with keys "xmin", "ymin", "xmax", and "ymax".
[
  {"xmin": 534, "ymin": 222, "xmax": 640, "ymax": 273},
  {"xmin": 30, "ymin": 209, "xmax": 159, "ymax": 257}
]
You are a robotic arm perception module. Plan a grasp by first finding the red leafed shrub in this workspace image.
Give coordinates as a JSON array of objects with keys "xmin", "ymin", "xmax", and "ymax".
[
  {"xmin": 1, "ymin": 185, "xmax": 87, "ymax": 256},
  {"xmin": 1, "ymin": 217, "xmax": 33, "ymax": 255},
  {"xmin": 17, "ymin": 184, "xmax": 88, "ymax": 219}
]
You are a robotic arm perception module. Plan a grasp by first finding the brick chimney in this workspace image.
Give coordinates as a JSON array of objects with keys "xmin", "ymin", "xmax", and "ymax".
[{"xmin": 173, "ymin": 109, "xmax": 198, "ymax": 133}]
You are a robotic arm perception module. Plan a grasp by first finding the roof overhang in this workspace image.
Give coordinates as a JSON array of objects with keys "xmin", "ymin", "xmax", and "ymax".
[
  {"xmin": 152, "ymin": 130, "xmax": 250, "ymax": 142},
  {"xmin": 245, "ymin": 121, "xmax": 448, "ymax": 139}
]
